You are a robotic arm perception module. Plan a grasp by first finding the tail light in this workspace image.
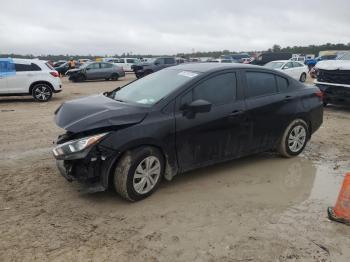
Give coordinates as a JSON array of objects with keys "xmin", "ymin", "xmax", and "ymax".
[
  {"xmin": 50, "ymin": 71, "xmax": 59, "ymax": 77},
  {"xmin": 315, "ymin": 90, "xmax": 324, "ymax": 100}
]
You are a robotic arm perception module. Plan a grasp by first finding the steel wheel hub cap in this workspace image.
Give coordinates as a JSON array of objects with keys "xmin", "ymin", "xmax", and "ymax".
[
  {"xmin": 34, "ymin": 86, "xmax": 50, "ymax": 100},
  {"xmin": 288, "ymin": 125, "xmax": 306, "ymax": 152},
  {"xmin": 133, "ymin": 156, "xmax": 161, "ymax": 194}
]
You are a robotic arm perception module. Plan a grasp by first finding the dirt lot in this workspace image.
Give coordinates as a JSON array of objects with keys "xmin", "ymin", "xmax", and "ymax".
[{"xmin": 0, "ymin": 75, "xmax": 350, "ymax": 262}]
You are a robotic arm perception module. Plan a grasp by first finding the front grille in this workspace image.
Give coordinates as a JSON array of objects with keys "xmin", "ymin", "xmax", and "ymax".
[{"xmin": 317, "ymin": 69, "xmax": 350, "ymax": 85}]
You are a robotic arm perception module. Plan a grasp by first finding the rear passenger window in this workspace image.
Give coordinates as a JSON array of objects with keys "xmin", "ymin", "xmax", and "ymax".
[
  {"xmin": 193, "ymin": 73, "xmax": 236, "ymax": 105},
  {"xmin": 276, "ymin": 75, "xmax": 289, "ymax": 92},
  {"xmin": 246, "ymin": 72, "xmax": 277, "ymax": 98}
]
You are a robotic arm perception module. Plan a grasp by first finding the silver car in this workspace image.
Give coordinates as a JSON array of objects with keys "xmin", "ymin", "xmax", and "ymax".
[{"xmin": 67, "ymin": 62, "xmax": 125, "ymax": 82}]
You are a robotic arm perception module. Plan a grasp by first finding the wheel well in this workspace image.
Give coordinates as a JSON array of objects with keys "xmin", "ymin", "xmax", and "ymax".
[
  {"xmin": 107, "ymin": 144, "xmax": 167, "ymax": 188},
  {"xmin": 29, "ymin": 81, "xmax": 53, "ymax": 94}
]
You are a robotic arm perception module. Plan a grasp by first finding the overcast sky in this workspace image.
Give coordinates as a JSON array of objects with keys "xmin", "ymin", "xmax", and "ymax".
[{"xmin": 0, "ymin": 0, "xmax": 349, "ymax": 55}]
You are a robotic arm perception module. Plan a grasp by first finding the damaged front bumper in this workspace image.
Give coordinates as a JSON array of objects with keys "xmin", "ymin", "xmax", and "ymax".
[{"xmin": 53, "ymin": 142, "xmax": 119, "ymax": 192}]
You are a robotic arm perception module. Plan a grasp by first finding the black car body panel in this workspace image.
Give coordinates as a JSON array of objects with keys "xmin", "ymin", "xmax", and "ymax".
[
  {"xmin": 55, "ymin": 94, "xmax": 149, "ymax": 133},
  {"xmin": 132, "ymin": 57, "xmax": 177, "ymax": 78},
  {"xmin": 53, "ymin": 63, "xmax": 323, "ymax": 192}
]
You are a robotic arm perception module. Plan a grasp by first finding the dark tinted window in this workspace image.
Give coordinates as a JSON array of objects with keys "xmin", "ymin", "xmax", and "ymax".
[
  {"xmin": 155, "ymin": 58, "xmax": 164, "ymax": 64},
  {"xmin": 15, "ymin": 63, "xmax": 41, "ymax": 72},
  {"xmin": 276, "ymin": 75, "xmax": 289, "ymax": 92},
  {"xmin": 164, "ymin": 58, "xmax": 175, "ymax": 64},
  {"xmin": 193, "ymin": 73, "xmax": 236, "ymax": 105},
  {"xmin": 126, "ymin": 59, "xmax": 135, "ymax": 63},
  {"xmin": 292, "ymin": 62, "xmax": 302, "ymax": 67},
  {"xmin": 87, "ymin": 63, "xmax": 100, "ymax": 69},
  {"xmin": 101, "ymin": 63, "xmax": 113, "ymax": 68},
  {"xmin": 246, "ymin": 72, "xmax": 277, "ymax": 98}
]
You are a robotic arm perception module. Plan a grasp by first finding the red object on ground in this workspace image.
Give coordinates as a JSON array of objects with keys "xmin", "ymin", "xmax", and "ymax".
[{"xmin": 328, "ymin": 173, "xmax": 350, "ymax": 225}]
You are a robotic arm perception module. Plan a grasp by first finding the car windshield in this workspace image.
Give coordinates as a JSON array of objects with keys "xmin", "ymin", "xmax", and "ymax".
[
  {"xmin": 113, "ymin": 69, "xmax": 201, "ymax": 106},
  {"xmin": 264, "ymin": 62, "xmax": 285, "ymax": 69}
]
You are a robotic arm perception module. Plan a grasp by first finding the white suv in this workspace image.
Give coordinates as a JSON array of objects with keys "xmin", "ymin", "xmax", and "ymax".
[{"xmin": 0, "ymin": 58, "xmax": 62, "ymax": 102}]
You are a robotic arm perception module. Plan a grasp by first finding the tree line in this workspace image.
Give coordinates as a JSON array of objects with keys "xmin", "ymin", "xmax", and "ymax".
[{"xmin": 1, "ymin": 43, "xmax": 349, "ymax": 61}]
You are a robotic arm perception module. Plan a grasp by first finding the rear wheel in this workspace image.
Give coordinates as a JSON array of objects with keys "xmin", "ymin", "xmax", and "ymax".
[
  {"xmin": 278, "ymin": 119, "xmax": 309, "ymax": 158},
  {"xmin": 113, "ymin": 146, "xmax": 164, "ymax": 201},
  {"xmin": 32, "ymin": 84, "xmax": 53, "ymax": 102},
  {"xmin": 299, "ymin": 73, "xmax": 307, "ymax": 82}
]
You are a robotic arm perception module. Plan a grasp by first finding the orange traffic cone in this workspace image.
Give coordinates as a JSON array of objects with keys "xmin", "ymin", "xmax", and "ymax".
[{"xmin": 328, "ymin": 173, "xmax": 350, "ymax": 225}]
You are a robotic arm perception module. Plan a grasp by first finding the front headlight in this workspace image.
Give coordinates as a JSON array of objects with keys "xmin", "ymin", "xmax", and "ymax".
[{"xmin": 53, "ymin": 133, "xmax": 108, "ymax": 157}]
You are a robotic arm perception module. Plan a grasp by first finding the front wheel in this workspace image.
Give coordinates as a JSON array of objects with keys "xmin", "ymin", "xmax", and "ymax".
[
  {"xmin": 32, "ymin": 84, "xmax": 53, "ymax": 102},
  {"xmin": 277, "ymin": 119, "xmax": 309, "ymax": 158},
  {"xmin": 113, "ymin": 146, "xmax": 164, "ymax": 201}
]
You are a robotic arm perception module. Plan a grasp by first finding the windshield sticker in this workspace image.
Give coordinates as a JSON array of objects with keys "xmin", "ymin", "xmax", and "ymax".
[
  {"xmin": 178, "ymin": 71, "xmax": 198, "ymax": 78},
  {"xmin": 0, "ymin": 58, "xmax": 16, "ymax": 77}
]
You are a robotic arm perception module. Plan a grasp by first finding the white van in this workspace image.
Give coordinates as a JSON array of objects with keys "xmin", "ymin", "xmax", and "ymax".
[{"xmin": 104, "ymin": 58, "xmax": 140, "ymax": 72}]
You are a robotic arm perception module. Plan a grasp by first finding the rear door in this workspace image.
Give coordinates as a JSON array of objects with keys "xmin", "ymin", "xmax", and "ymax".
[
  {"xmin": 243, "ymin": 70, "xmax": 287, "ymax": 153},
  {"xmin": 292, "ymin": 62, "xmax": 304, "ymax": 79},
  {"xmin": 7, "ymin": 62, "xmax": 41, "ymax": 93},
  {"xmin": 100, "ymin": 63, "xmax": 114, "ymax": 78},
  {"xmin": 175, "ymin": 71, "xmax": 249, "ymax": 171}
]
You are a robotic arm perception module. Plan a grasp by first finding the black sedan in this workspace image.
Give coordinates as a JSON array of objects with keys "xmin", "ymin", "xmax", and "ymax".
[{"xmin": 53, "ymin": 63, "xmax": 323, "ymax": 201}]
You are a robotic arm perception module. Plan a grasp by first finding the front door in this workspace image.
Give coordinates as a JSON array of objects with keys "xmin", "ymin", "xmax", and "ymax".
[
  {"xmin": 85, "ymin": 63, "xmax": 101, "ymax": 80},
  {"xmin": 175, "ymin": 71, "xmax": 249, "ymax": 172}
]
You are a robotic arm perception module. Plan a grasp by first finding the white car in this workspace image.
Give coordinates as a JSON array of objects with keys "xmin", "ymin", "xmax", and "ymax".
[
  {"xmin": 0, "ymin": 58, "xmax": 62, "ymax": 101},
  {"xmin": 264, "ymin": 60, "xmax": 308, "ymax": 82},
  {"xmin": 104, "ymin": 58, "xmax": 140, "ymax": 72}
]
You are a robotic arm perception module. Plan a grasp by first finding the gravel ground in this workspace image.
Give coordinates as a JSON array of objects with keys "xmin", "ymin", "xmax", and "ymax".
[{"xmin": 0, "ymin": 75, "xmax": 349, "ymax": 262}]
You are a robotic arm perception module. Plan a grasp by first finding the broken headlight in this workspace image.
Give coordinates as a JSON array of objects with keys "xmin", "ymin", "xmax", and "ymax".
[{"xmin": 53, "ymin": 133, "xmax": 108, "ymax": 158}]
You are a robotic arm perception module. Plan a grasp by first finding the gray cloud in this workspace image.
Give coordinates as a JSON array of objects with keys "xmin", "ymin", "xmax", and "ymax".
[{"xmin": 0, "ymin": 0, "xmax": 349, "ymax": 55}]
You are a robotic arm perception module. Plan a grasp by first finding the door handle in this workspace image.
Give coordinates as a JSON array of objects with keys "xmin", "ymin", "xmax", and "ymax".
[{"xmin": 228, "ymin": 110, "xmax": 244, "ymax": 117}]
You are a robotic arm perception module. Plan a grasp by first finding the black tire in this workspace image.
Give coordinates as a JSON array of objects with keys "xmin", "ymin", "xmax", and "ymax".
[
  {"xmin": 277, "ymin": 119, "xmax": 309, "ymax": 158},
  {"xmin": 113, "ymin": 146, "xmax": 164, "ymax": 201},
  {"xmin": 32, "ymin": 84, "xmax": 53, "ymax": 102},
  {"xmin": 110, "ymin": 73, "xmax": 119, "ymax": 81},
  {"xmin": 299, "ymin": 73, "xmax": 307, "ymax": 82},
  {"xmin": 71, "ymin": 74, "xmax": 86, "ymax": 82}
]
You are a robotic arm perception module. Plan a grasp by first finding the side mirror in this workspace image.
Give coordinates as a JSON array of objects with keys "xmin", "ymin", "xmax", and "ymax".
[
  {"xmin": 181, "ymin": 99, "xmax": 212, "ymax": 118},
  {"xmin": 283, "ymin": 66, "xmax": 289, "ymax": 70},
  {"xmin": 86, "ymin": 67, "xmax": 91, "ymax": 70},
  {"xmin": 154, "ymin": 62, "xmax": 160, "ymax": 65}
]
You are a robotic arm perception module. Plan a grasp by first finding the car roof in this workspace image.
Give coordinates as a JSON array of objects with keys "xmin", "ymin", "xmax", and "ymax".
[{"xmin": 169, "ymin": 62, "xmax": 262, "ymax": 73}]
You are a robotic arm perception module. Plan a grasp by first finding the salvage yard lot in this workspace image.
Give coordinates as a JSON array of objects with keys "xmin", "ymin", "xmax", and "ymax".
[{"xmin": 1, "ymin": 75, "xmax": 350, "ymax": 261}]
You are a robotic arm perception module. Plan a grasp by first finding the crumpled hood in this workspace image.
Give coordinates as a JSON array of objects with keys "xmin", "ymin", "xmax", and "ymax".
[
  {"xmin": 316, "ymin": 60, "xmax": 350, "ymax": 70},
  {"xmin": 55, "ymin": 94, "xmax": 149, "ymax": 133}
]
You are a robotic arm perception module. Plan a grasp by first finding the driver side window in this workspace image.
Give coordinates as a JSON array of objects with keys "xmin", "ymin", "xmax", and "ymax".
[{"xmin": 87, "ymin": 63, "xmax": 100, "ymax": 69}]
